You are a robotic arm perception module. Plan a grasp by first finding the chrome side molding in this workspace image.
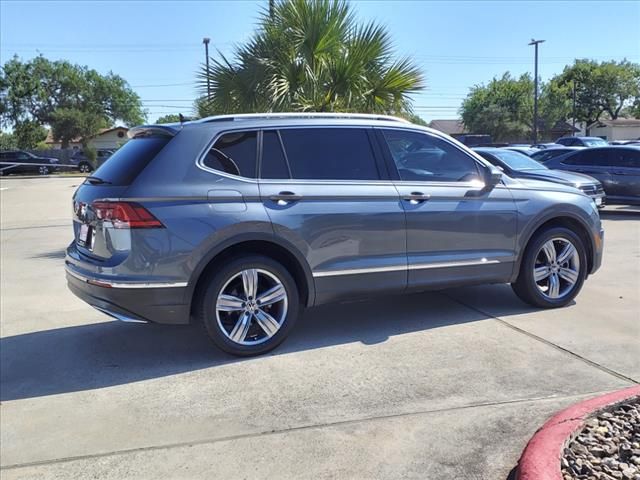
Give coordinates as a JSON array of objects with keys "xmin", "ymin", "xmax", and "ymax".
[{"xmin": 312, "ymin": 258, "xmax": 501, "ymax": 278}]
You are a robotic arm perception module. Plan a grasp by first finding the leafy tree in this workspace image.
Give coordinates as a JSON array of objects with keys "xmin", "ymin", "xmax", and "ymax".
[
  {"xmin": 155, "ymin": 114, "xmax": 182, "ymax": 124},
  {"xmin": 0, "ymin": 55, "xmax": 145, "ymax": 147},
  {"xmin": 14, "ymin": 120, "xmax": 47, "ymax": 149},
  {"xmin": 197, "ymin": 0, "xmax": 424, "ymax": 116},
  {"xmin": 552, "ymin": 59, "xmax": 640, "ymax": 126},
  {"xmin": 460, "ymin": 73, "xmax": 534, "ymax": 142},
  {"xmin": 0, "ymin": 131, "xmax": 17, "ymax": 150},
  {"xmin": 460, "ymin": 72, "xmax": 574, "ymax": 141}
]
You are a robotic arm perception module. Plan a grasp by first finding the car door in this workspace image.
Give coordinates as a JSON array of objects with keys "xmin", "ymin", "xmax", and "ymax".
[
  {"xmin": 377, "ymin": 128, "xmax": 517, "ymax": 289},
  {"xmin": 258, "ymin": 127, "xmax": 407, "ymax": 305},
  {"xmin": 607, "ymin": 148, "xmax": 640, "ymax": 201}
]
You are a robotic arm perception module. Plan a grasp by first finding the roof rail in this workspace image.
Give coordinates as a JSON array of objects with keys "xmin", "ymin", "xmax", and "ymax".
[{"xmin": 197, "ymin": 112, "xmax": 411, "ymax": 124}]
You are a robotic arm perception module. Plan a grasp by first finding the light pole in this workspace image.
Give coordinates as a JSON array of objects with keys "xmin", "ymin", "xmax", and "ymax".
[
  {"xmin": 572, "ymin": 80, "xmax": 578, "ymax": 136},
  {"xmin": 203, "ymin": 37, "xmax": 211, "ymax": 99},
  {"xmin": 528, "ymin": 39, "xmax": 545, "ymax": 143}
]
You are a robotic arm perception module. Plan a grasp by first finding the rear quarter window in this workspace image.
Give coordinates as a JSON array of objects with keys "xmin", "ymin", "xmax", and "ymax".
[
  {"xmin": 92, "ymin": 136, "xmax": 170, "ymax": 185},
  {"xmin": 202, "ymin": 131, "xmax": 257, "ymax": 178}
]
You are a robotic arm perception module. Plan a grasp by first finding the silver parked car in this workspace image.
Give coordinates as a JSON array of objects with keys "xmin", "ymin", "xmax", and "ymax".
[{"xmin": 66, "ymin": 113, "xmax": 604, "ymax": 356}]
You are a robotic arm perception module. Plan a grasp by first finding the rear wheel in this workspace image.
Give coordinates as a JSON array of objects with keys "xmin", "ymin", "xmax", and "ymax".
[
  {"xmin": 196, "ymin": 255, "xmax": 300, "ymax": 356},
  {"xmin": 79, "ymin": 162, "xmax": 92, "ymax": 173},
  {"xmin": 512, "ymin": 227, "xmax": 587, "ymax": 308},
  {"xmin": 38, "ymin": 165, "xmax": 50, "ymax": 175}
]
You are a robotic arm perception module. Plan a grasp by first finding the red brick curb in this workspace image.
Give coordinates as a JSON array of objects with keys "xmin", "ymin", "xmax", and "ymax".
[{"xmin": 516, "ymin": 385, "xmax": 640, "ymax": 480}]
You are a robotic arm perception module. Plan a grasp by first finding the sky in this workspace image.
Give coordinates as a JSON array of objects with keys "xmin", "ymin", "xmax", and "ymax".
[{"xmin": 1, "ymin": 0, "xmax": 639, "ymax": 124}]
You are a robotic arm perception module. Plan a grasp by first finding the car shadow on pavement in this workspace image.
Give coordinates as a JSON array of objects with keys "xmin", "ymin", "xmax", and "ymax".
[
  {"xmin": 29, "ymin": 248, "xmax": 67, "ymax": 259},
  {"xmin": 0, "ymin": 284, "xmax": 535, "ymax": 401}
]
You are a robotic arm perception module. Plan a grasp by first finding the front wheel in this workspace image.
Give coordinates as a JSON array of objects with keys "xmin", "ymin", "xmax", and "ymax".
[
  {"xmin": 38, "ymin": 165, "xmax": 50, "ymax": 175},
  {"xmin": 512, "ymin": 227, "xmax": 587, "ymax": 308},
  {"xmin": 196, "ymin": 255, "xmax": 300, "ymax": 356},
  {"xmin": 79, "ymin": 163, "xmax": 92, "ymax": 173}
]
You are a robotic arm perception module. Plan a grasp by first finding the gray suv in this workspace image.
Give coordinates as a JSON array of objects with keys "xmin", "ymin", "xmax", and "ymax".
[{"xmin": 65, "ymin": 114, "xmax": 604, "ymax": 356}]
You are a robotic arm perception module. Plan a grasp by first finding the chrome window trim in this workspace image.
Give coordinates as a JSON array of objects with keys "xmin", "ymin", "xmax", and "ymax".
[
  {"xmin": 194, "ymin": 123, "xmax": 501, "ymax": 187},
  {"xmin": 66, "ymin": 265, "xmax": 187, "ymax": 289},
  {"xmin": 312, "ymin": 258, "xmax": 501, "ymax": 278},
  {"xmin": 197, "ymin": 125, "xmax": 397, "ymax": 183}
]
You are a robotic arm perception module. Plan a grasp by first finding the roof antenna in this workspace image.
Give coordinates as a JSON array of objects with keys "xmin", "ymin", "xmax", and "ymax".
[{"xmin": 179, "ymin": 113, "xmax": 186, "ymax": 124}]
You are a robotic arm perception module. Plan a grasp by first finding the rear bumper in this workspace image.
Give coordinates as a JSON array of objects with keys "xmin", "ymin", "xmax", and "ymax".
[{"xmin": 65, "ymin": 265, "xmax": 190, "ymax": 324}]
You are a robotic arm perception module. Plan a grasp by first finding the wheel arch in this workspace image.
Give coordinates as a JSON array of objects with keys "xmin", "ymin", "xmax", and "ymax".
[
  {"xmin": 514, "ymin": 213, "xmax": 596, "ymax": 281},
  {"xmin": 187, "ymin": 233, "xmax": 315, "ymax": 319}
]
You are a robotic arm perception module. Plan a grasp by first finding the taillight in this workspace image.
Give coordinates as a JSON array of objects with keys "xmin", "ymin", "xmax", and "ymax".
[{"xmin": 92, "ymin": 201, "xmax": 163, "ymax": 229}]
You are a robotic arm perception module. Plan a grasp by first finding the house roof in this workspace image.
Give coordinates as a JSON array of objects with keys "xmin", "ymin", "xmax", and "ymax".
[
  {"xmin": 428, "ymin": 119, "xmax": 466, "ymax": 135},
  {"xmin": 589, "ymin": 118, "xmax": 640, "ymax": 128},
  {"xmin": 45, "ymin": 126, "xmax": 128, "ymax": 144}
]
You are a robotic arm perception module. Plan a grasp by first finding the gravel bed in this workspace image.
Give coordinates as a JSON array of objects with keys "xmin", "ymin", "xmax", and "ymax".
[{"xmin": 562, "ymin": 397, "xmax": 640, "ymax": 480}]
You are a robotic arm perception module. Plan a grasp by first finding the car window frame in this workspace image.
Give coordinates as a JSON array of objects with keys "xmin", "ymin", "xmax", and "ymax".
[
  {"xmin": 197, "ymin": 128, "xmax": 261, "ymax": 182},
  {"xmin": 374, "ymin": 127, "xmax": 488, "ymax": 185},
  {"xmin": 273, "ymin": 126, "xmax": 387, "ymax": 182},
  {"xmin": 197, "ymin": 125, "xmax": 393, "ymax": 184}
]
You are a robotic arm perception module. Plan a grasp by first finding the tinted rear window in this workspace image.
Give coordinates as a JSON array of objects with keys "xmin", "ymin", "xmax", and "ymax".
[
  {"xmin": 261, "ymin": 130, "xmax": 291, "ymax": 179},
  {"xmin": 203, "ymin": 131, "xmax": 257, "ymax": 178},
  {"xmin": 92, "ymin": 136, "xmax": 170, "ymax": 185},
  {"xmin": 280, "ymin": 128, "xmax": 380, "ymax": 180}
]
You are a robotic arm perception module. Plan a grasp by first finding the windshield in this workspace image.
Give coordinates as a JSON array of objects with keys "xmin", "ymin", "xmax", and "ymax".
[
  {"xmin": 584, "ymin": 137, "xmax": 608, "ymax": 147},
  {"xmin": 491, "ymin": 150, "xmax": 547, "ymax": 171}
]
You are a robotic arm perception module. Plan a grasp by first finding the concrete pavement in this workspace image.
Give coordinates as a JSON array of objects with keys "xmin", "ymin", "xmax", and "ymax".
[{"xmin": 1, "ymin": 177, "xmax": 638, "ymax": 479}]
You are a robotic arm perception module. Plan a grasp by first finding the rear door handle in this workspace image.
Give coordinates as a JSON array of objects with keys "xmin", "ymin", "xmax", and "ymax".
[
  {"xmin": 402, "ymin": 192, "xmax": 431, "ymax": 204},
  {"xmin": 269, "ymin": 191, "xmax": 302, "ymax": 205}
]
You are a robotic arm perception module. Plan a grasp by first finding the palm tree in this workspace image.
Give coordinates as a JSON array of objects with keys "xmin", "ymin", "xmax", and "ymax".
[{"xmin": 197, "ymin": 0, "xmax": 424, "ymax": 117}]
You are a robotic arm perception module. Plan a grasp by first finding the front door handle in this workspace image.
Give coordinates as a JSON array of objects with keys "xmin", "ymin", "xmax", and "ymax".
[
  {"xmin": 402, "ymin": 192, "xmax": 431, "ymax": 204},
  {"xmin": 269, "ymin": 191, "xmax": 302, "ymax": 205}
]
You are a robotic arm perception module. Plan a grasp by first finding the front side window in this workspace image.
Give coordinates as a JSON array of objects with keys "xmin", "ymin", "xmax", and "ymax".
[
  {"xmin": 563, "ymin": 150, "xmax": 606, "ymax": 167},
  {"xmin": 609, "ymin": 149, "xmax": 640, "ymax": 168},
  {"xmin": 382, "ymin": 129, "xmax": 481, "ymax": 182},
  {"xmin": 203, "ymin": 131, "xmax": 257, "ymax": 178},
  {"xmin": 278, "ymin": 128, "xmax": 380, "ymax": 180}
]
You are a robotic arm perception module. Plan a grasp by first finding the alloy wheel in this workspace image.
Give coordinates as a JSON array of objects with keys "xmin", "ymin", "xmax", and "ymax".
[
  {"xmin": 39, "ymin": 166, "xmax": 49, "ymax": 175},
  {"xmin": 533, "ymin": 237, "xmax": 580, "ymax": 299},
  {"xmin": 215, "ymin": 268, "xmax": 288, "ymax": 346}
]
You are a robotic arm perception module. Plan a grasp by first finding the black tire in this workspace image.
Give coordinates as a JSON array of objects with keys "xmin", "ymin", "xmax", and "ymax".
[
  {"xmin": 79, "ymin": 162, "xmax": 93, "ymax": 173},
  {"xmin": 512, "ymin": 226, "xmax": 587, "ymax": 308},
  {"xmin": 196, "ymin": 255, "xmax": 300, "ymax": 356},
  {"xmin": 38, "ymin": 166, "xmax": 50, "ymax": 175}
]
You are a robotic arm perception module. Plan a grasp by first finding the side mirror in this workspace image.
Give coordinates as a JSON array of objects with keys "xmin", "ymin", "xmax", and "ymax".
[
  {"xmin": 465, "ymin": 166, "xmax": 502, "ymax": 197},
  {"xmin": 485, "ymin": 165, "xmax": 503, "ymax": 189}
]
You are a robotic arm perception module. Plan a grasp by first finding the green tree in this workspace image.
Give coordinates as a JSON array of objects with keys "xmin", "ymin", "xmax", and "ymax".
[
  {"xmin": 460, "ymin": 72, "xmax": 573, "ymax": 142},
  {"xmin": 197, "ymin": 0, "xmax": 424, "ymax": 116},
  {"xmin": 14, "ymin": 120, "xmax": 47, "ymax": 149},
  {"xmin": 0, "ymin": 55, "xmax": 145, "ymax": 147},
  {"xmin": 460, "ymin": 73, "xmax": 534, "ymax": 142},
  {"xmin": 552, "ymin": 59, "xmax": 640, "ymax": 126},
  {"xmin": 155, "ymin": 114, "xmax": 182, "ymax": 124},
  {"xmin": 0, "ymin": 131, "xmax": 17, "ymax": 150}
]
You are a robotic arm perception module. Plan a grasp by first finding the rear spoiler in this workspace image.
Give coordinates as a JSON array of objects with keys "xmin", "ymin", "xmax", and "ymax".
[{"xmin": 127, "ymin": 124, "xmax": 181, "ymax": 139}]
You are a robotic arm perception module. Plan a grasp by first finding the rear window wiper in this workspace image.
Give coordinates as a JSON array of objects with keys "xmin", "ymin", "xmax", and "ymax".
[{"xmin": 85, "ymin": 176, "xmax": 112, "ymax": 185}]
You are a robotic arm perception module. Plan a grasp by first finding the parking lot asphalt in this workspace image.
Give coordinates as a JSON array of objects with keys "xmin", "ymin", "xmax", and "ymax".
[{"xmin": 1, "ymin": 176, "xmax": 638, "ymax": 479}]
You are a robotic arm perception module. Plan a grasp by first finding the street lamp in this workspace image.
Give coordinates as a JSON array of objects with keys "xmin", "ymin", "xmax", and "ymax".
[
  {"xmin": 528, "ymin": 39, "xmax": 545, "ymax": 144},
  {"xmin": 203, "ymin": 37, "xmax": 211, "ymax": 99}
]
